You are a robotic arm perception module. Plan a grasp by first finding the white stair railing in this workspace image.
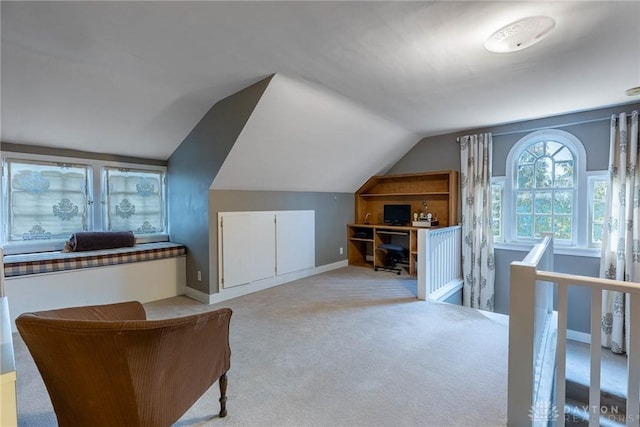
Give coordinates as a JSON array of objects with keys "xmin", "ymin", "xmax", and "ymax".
[
  {"xmin": 508, "ymin": 235, "xmax": 640, "ymax": 427},
  {"xmin": 417, "ymin": 225, "xmax": 462, "ymax": 301}
]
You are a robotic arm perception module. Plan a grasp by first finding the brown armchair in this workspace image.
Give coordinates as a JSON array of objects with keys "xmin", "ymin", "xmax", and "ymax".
[{"xmin": 16, "ymin": 301, "xmax": 232, "ymax": 427}]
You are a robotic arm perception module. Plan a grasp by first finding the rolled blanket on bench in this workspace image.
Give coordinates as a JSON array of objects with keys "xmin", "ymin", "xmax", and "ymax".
[{"xmin": 65, "ymin": 231, "xmax": 136, "ymax": 252}]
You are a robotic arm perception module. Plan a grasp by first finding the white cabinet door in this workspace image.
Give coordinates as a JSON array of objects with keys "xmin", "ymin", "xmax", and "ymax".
[
  {"xmin": 219, "ymin": 210, "xmax": 315, "ymax": 290},
  {"xmin": 251, "ymin": 212, "xmax": 276, "ymax": 282},
  {"xmin": 276, "ymin": 211, "xmax": 315, "ymax": 276},
  {"xmin": 219, "ymin": 213, "xmax": 252, "ymax": 289}
]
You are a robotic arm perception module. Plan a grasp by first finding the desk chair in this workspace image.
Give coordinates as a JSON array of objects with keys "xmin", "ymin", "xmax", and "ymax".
[{"xmin": 375, "ymin": 243, "xmax": 405, "ymax": 275}]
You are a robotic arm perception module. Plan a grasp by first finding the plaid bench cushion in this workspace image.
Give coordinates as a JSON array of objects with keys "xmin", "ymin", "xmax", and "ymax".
[{"xmin": 4, "ymin": 242, "xmax": 186, "ymax": 277}]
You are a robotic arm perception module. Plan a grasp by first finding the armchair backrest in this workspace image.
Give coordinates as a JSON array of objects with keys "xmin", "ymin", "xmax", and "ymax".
[{"xmin": 16, "ymin": 301, "xmax": 232, "ymax": 427}]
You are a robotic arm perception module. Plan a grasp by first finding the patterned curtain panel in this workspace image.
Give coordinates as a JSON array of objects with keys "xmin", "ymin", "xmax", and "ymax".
[
  {"xmin": 460, "ymin": 133, "xmax": 495, "ymax": 311},
  {"xmin": 104, "ymin": 168, "xmax": 165, "ymax": 234},
  {"xmin": 8, "ymin": 161, "xmax": 89, "ymax": 240},
  {"xmin": 600, "ymin": 110, "xmax": 639, "ymax": 354}
]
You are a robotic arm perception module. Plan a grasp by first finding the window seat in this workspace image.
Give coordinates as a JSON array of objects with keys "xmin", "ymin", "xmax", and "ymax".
[
  {"xmin": 4, "ymin": 242, "xmax": 187, "ymax": 332},
  {"xmin": 3, "ymin": 242, "xmax": 186, "ymax": 277}
]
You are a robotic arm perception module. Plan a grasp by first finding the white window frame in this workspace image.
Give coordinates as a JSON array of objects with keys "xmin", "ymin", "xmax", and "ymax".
[
  {"xmin": 501, "ymin": 129, "xmax": 596, "ymax": 256},
  {"xmin": 1, "ymin": 151, "xmax": 168, "ymax": 255}
]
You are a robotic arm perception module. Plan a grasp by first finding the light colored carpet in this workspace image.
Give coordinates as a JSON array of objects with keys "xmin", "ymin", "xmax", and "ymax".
[{"xmin": 13, "ymin": 266, "xmax": 508, "ymax": 426}]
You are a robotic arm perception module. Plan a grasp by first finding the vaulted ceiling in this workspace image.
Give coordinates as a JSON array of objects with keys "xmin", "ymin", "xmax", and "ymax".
[{"xmin": 2, "ymin": 1, "xmax": 639, "ymax": 164}]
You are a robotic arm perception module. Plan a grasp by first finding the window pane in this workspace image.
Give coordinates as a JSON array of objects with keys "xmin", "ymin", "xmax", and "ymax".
[
  {"xmin": 554, "ymin": 215, "xmax": 572, "ymax": 240},
  {"xmin": 535, "ymin": 157, "xmax": 553, "ymax": 188},
  {"xmin": 8, "ymin": 161, "xmax": 90, "ymax": 241},
  {"xmin": 554, "ymin": 190, "xmax": 573, "ymax": 214},
  {"xmin": 104, "ymin": 168, "xmax": 165, "ymax": 233},
  {"xmin": 534, "ymin": 215, "xmax": 552, "ymax": 237},
  {"xmin": 545, "ymin": 141, "xmax": 563, "ymax": 156},
  {"xmin": 516, "ymin": 214, "xmax": 533, "ymax": 238},
  {"xmin": 517, "ymin": 165, "xmax": 535, "ymax": 189},
  {"xmin": 519, "ymin": 150, "xmax": 536, "ymax": 164},
  {"xmin": 492, "ymin": 220, "xmax": 501, "ymax": 236},
  {"xmin": 555, "ymin": 146, "xmax": 573, "ymax": 161},
  {"xmin": 594, "ymin": 180, "xmax": 607, "ymax": 200},
  {"xmin": 492, "ymin": 202, "xmax": 501, "ymax": 218},
  {"xmin": 492, "ymin": 185, "xmax": 502, "ymax": 202},
  {"xmin": 593, "ymin": 223, "xmax": 603, "ymax": 243},
  {"xmin": 589, "ymin": 177, "xmax": 608, "ymax": 247},
  {"xmin": 516, "ymin": 192, "xmax": 533, "ymax": 213},
  {"xmin": 554, "ymin": 161, "xmax": 574, "ymax": 188},
  {"xmin": 593, "ymin": 201, "xmax": 605, "ymax": 222},
  {"xmin": 534, "ymin": 192, "xmax": 552, "ymax": 214},
  {"xmin": 530, "ymin": 142, "xmax": 545, "ymax": 157}
]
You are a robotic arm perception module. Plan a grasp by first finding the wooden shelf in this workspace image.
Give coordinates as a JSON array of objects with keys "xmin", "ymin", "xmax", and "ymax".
[
  {"xmin": 354, "ymin": 170, "xmax": 458, "ymax": 227},
  {"xmin": 348, "ymin": 170, "xmax": 459, "ymax": 275},
  {"xmin": 359, "ymin": 191, "xmax": 450, "ymax": 197},
  {"xmin": 349, "ymin": 237, "xmax": 374, "ymax": 243}
]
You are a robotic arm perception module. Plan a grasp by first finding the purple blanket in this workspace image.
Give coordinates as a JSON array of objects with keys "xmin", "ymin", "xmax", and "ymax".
[{"xmin": 67, "ymin": 231, "xmax": 135, "ymax": 252}]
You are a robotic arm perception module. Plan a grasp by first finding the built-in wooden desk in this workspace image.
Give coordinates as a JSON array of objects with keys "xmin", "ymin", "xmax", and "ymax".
[{"xmin": 347, "ymin": 224, "xmax": 430, "ymax": 275}]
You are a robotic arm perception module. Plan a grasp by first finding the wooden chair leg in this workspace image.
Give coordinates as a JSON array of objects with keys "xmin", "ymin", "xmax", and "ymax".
[{"xmin": 219, "ymin": 373, "xmax": 228, "ymax": 418}]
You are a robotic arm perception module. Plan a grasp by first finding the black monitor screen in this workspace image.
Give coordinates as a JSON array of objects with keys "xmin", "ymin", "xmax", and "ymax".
[{"xmin": 383, "ymin": 204, "xmax": 411, "ymax": 226}]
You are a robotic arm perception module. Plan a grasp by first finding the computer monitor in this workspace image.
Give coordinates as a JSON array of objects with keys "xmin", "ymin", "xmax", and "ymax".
[{"xmin": 383, "ymin": 204, "xmax": 411, "ymax": 226}]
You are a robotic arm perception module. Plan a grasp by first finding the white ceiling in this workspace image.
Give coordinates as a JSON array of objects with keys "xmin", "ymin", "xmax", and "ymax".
[
  {"xmin": 2, "ymin": 1, "xmax": 640, "ymax": 162},
  {"xmin": 211, "ymin": 73, "xmax": 418, "ymax": 192}
]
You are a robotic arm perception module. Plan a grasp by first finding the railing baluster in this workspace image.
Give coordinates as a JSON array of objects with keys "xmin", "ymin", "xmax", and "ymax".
[
  {"xmin": 417, "ymin": 226, "xmax": 462, "ymax": 301},
  {"xmin": 589, "ymin": 289, "xmax": 602, "ymax": 427},
  {"xmin": 509, "ymin": 235, "xmax": 640, "ymax": 427},
  {"xmin": 556, "ymin": 284, "xmax": 568, "ymax": 427},
  {"xmin": 628, "ymin": 293, "xmax": 640, "ymax": 427}
]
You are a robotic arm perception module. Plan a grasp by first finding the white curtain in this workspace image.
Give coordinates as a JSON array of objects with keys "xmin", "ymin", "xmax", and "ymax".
[
  {"xmin": 600, "ymin": 110, "xmax": 639, "ymax": 354},
  {"xmin": 460, "ymin": 133, "xmax": 495, "ymax": 311}
]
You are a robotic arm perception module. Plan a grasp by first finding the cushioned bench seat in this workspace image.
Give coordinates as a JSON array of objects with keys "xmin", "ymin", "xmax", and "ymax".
[{"xmin": 4, "ymin": 242, "xmax": 186, "ymax": 277}]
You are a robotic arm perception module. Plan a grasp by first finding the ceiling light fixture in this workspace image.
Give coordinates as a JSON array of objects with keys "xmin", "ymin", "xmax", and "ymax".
[
  {"xmin": 485, "ymin": 16, "xmax": 556, "ymax": 53},
  {"xmin": 626, "ymin": 87, "xmax": 640, "ymax": 96}
]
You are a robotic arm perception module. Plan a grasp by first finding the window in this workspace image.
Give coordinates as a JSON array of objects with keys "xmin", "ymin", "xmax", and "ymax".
[
  {"xmin": 5, "ymin": 159, "xmax": 92, "ymax": 241},
  {"xmin": 514, "ymin": 139, "xmax": 575, "ymax": 242},
  {"xmin": 504, "ymin": 129, "xmax": 588, "ymax": 247},
  {"xmin": 491, "ymin": 178, "xmax": 504, "ymax": 242},
  {"xmin": 2, "ymin": 153, "xmax": 167, "ymax": 254},
  {"xmin": 588, "ymin": 175, "xmax": 608, "ymax": 247},
  {"xmin": 103, "ymin": 167, "xmax": 166, "ymax": 234}
]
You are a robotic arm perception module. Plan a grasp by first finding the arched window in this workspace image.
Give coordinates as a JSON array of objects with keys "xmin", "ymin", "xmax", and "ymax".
[{"xmin": 505, "ymin": 129, "xmax": 586, "ymax": 245}]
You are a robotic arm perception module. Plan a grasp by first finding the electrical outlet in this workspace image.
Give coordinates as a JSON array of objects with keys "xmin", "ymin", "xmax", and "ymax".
[
  {"xmin": 339, "ymin": 247, "xmax": 344, "ymax": 255},
  {"xmin": 197, "ymin": 270, "xmax": 202, "ymax": 281}
]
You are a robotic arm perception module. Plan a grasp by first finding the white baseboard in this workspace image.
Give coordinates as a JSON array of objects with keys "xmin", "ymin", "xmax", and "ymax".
[
  {"xmin": 313, "ymin": 260, "xmax": 348, "ymax": 274},
  {"xmin": 187, "ymin": 260, "xmax": 348, "ymax": 305},
  {"xmin": 429, "ymin": 280, "xmax": 463, "ymax": 303},
  {"xmin": 184, "ymin": 286, "xmax": 210, "ymax": 304}
]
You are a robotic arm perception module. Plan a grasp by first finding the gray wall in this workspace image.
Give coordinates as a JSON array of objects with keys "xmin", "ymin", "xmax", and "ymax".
[
  {"xmin": 209, "ymin": 190, "xmax": 354, "ymax": 291},
  {"xmin": 389, "ymin": 102, "xmax": 640, "ymax": 333},
  {"xmin": 0, "ymin": 142, "xmax": 166, "ymax": 166},
  {"xmin": 167, "ymin": 77, "xmax": 272, "ymax": 293},
  {"xmin": 494, "ymin": 249, "xmax": 597, "ymax": 333}
]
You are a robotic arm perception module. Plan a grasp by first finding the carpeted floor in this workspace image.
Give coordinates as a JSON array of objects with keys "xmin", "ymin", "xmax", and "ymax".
[{"xmin": 13, "ymin": 266, "xmax": 509, "ymax": 426}]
